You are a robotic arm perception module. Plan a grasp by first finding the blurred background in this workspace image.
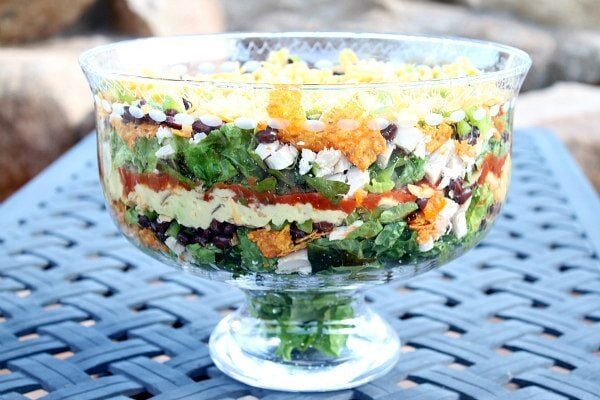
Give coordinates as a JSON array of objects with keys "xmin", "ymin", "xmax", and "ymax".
[{"xmin": 1, "ymin": 0, "xmax": 599, "ymax": 200}]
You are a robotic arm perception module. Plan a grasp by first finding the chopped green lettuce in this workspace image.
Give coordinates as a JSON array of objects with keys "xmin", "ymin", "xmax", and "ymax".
[
  {"xmin": 346, "ymin": 221, "xmax": 383, "ymax": 239},
  {"xmin": 395, "ymin": 156, "xmax": 427, "ymax": 187},
  {"xmin": 379, "ymin": 202, "xmax": 418, "ymax": 224},
  {"xmin": 124, "ymin": 207, "xmax": 139, "ymax": 225},
  {"xmin": 305, "ymin": 176, "xmax": 349, "ymax": 204},
  {"xmin": 466, "ymin": 184, "xmax": 494, "ymax": 231},
  {"xmin": 237, "ymin": 230, "xmax": 277, "ymax": 272},
  {"xmin": 182, "ymin": 125, "xmax": 264, "ymax": 187},
  {"xmin": 110, "ymin": 130, "xmax": 159, "ymax": 173},
  {"xmin": 186, "ymin": 243, "xmax": 220, "ymax": 264}
]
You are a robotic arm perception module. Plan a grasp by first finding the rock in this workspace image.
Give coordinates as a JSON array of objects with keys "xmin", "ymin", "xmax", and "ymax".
[
  {"xmin": 221, "ymin": 0, "xmax": 555, "ymax": 89},
  {"xmin": 515, "ymin": 82, "xmax": 600, "ymax": 191},
  {"xmin": 0, "ymin": 0, "xmax": 96, "ymax": 44},
  {"xmin": 454, "ymin": 0, "xmax": 600, "ymax": 30},
  {"xmin": 553, "ymin": 30, "xmax": 600, "ymax": 84},
  {"xmin": 0, "ymin": 35, "xmax": 112, "ymax": 200},
  {"xmin": 111, "ymin": 0, "xmax": 224, "ymax": 36}
]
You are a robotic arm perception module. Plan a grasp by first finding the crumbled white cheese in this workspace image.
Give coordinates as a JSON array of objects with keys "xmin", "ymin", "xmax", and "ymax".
[
  {"xmin": 424, "ymin": 141, "xmax": 454, "ymax": 183},
  {"xmin": 325, "ymin": 173, "xmax": 346, "ymax": 183},
  {"xmin": 436, "ymin": 198, "xmax": 459, "ymax": 235},
  {"xmin": 254, "ymin": 141, "xmax": 280, "ymax": 160},
  {"xmin": 155, "ymin": 144, "xmax": 175, "ymax": 159},
  {"xmin": 275, "ymin": 249, "xmax": 312, "ymax": 275},
  {"xmin": 109, "ymin": 112, "xmax": 122, "ymax": 124},
  {"xmin": 451, "ymin": 197, "xmax": 471, "ymax": 239},
  {"xmin": 413, "ymin": 141, "xmax": 428, "ymax": 158},
  {"xmin": 265, "ymin": 144, "xmax": 298, "ymax": 170},
  {"xmin": 189, "ymin": 132, "xmax": 207, "ymax": 145},
  {"xmin": 299, "ymin": 149, "xmax": 316, "ymax": 175},
  {"xmin": 165, "ymin": 237, "xmax": 185, "ymax": 256},
  {"xmin": 329, "ymin": 221, "xmax": 363, "ymax": 241},
  {"xmin": 314, "ymin": 148, "xmax": 342, "ymax": 177},
  {"xmin": 112, "ymin": 103, "xmax": 125, "ymax": 116},
  {"xmin": 345, "ymin": 167, "xmax": 370, "ymax": 198},
  {"xmin": 156, "ymin": 126, "xmax": 173, "ymax": 144},
  {"xmin": 394, "ymin": 127, "xmax": 427, "ymax": 153},
  {"xmin": 333, "ymin": 155, "xmax": 352, "ymax": 174},
  {"xmin": 377, "ymin": 143, "xmax": 395, "ymax": 169}
]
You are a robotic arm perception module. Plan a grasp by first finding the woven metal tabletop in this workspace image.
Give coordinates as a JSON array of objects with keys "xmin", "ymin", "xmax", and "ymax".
[{"xmin": 0, "ymin": 128, "xmax": 599, "ymax": 400}]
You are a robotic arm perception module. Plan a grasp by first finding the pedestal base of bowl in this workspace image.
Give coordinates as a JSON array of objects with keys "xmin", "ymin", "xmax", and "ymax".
[{"xmin": 208, "ymin": 290, "xmax": 400, "ymax": 392}]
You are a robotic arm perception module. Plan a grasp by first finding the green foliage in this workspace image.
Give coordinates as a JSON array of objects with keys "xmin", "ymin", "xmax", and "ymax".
[{"xmin": 304, "ymin": 176, "xmax": 349, "ymax": 204}]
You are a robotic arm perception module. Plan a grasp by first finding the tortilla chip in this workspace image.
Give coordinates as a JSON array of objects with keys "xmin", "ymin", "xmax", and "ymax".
[
  {"xmin": 247, "ymin": 225, "xmax": 324, "ymax": 258},
  {"xmin": 423, "ymin": 123, "xmax": 453, "ymax": 153}
]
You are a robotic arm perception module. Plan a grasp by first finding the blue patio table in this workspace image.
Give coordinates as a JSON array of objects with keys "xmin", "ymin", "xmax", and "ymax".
[{"xmin": 0, "ymin": 128, "xmax": 599, "ymax": 400}]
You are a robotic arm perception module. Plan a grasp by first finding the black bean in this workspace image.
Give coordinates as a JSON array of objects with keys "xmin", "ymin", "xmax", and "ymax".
[
  {"xmin": 164, "ymin": 109, "xmax": 178, "ymax": 117},
  {"xmin": 416, "ymin": 198, "xmax": 428, "ymax": 210},
  {"xmin": 380, "ymin": 123, "xmax": 398, "ymax": 141},
  {"xmin": 480, "ymin": 219, "xmax": 488, "ymax": 231},
  {"xmin": 209, "ymin": 220, "xmax": 224, "ymax": 233},
  {"xmin": 192, "ymin": 119, "xmax": 214, "ymax": 134},
  {"xmin": 501, "ymin": 130, "xmax": 510, "ymax": 143},
  {"xmin": 122, "ymin": 106, "xmax": 135, "ymax": 123},
  {"xmin": 150, "ymin": 220, "xmax": 170, "ymax": 234},
  {"xmin": 454, "ymin": 187, "xmax": 472, "ymax": 205},
  {"xmin": 156, "ymin": 232, "xmax": 167, "ymax": 242},
  {"xmin": 221, "ymin": 222, "xmax": 237, "ymax": 237},
  {"xmin": 182, "ymin": 98, "xmax": 192, "ymax": 110},
  {"xmin": 212, "ymin": 236, "xmax": 232, "ymax": 249},
  {"xmin": 138, "ymin": 215, "xmax": 151, "ymax": 228},
  {"xmin": 256, "ymin": 128, "xmax": 278, "ymax": 143},
  {"xmin": 313, "ymin": 221, "xmax": 334, "ymax": 232},
  {"xmin": 176, "ymin": 231, "xmax": 192, "ymax": 246},
  {"xmin": 290, "ymin": 223, "xmax": 309, "ymax": 242},
  {"xmin": 165, "ymin": 116, "xmax": 182, "ymax": 130},
  {"xmin": 333, "ymin": 71, "xmax": 344, "ymax": 76},
  {"xmin": 406, "ymin": 210, "xmax": 419, "ymax": 223},
  {"xmin": 468, "ymin": 126, "xmax": 480, "ymax": 145},
  {"xmin": 138, "ymin": 99, "xmax": 147, "ymax": 106},
  {"xmin": 448, "ymin": 179, "xmax": 462, "ymax": 196},
  {"xmin": 287, "ymin": 58, "xmax": 295, "ymax": 64},
  {"xmin": 192, "ymin": 229, "xmax": 212, "ymax": 246}
]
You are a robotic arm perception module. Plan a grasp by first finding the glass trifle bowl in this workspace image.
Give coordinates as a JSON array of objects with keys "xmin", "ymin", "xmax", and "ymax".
[{"xmin": 80, "ymin": 33, "xmax": 530, "ymax": 392}]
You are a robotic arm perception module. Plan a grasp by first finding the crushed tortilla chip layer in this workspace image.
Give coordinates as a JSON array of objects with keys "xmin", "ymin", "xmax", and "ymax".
[{"xmin": 247, "ymin": 225, "xmax": 325, "ymax": 258}]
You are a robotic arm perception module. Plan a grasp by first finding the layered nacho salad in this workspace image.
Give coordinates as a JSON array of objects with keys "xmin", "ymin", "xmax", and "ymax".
[{"xmin": 96, "ymin": 48, "xmax": 512, "ymax": 279}]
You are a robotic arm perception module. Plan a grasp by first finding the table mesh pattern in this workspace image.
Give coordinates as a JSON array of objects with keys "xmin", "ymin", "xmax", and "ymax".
[{"xmin": 0, "ymin": 130, "xmax": 599, "ymax": 400}]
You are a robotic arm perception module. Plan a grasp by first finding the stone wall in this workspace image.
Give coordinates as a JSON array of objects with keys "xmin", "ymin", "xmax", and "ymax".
[{"xmin": 0, "ymin": 0, "xmax": 598, "ymax": 199}]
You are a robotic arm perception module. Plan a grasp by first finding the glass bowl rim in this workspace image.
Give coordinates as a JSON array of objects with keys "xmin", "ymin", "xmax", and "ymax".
[{"xmin": 79, "ymin": 31, "xmax": 532, "ymax": 91}]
